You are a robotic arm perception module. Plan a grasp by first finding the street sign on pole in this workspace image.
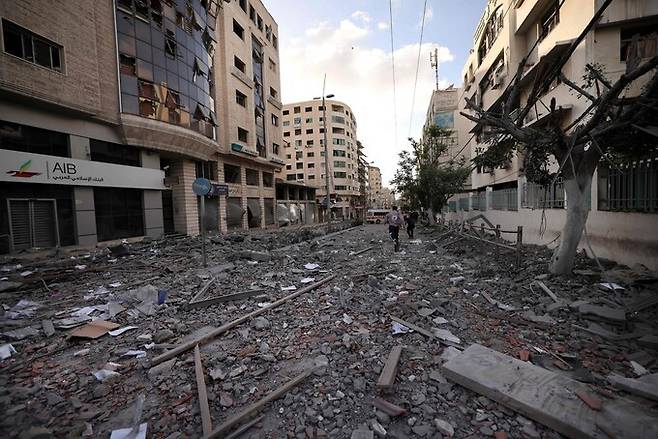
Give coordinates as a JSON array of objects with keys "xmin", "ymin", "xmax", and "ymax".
[{"xmin": 192, "ymin": 178, "xmax": 210, "ymax": 267}]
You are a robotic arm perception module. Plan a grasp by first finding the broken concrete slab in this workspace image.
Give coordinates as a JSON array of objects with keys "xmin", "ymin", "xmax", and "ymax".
[
  {"xmin": 578, "ymin": 304, "xmax": 626, "ymax": 322},
  {"xmin": 521, "ymin": 310, "xmax": 556, "ymax": 325},
  {"xmin": 376, "ymin": 345, "xmax": 403, "ymax": 389},
  {"xmin": 41, "ymin": 320, "xmax": 55, "ymax": 337},
  {"xmin": 442, "ymin": 344, "xmax": 658, "ymax": 439},
  {"xmin": 608, "ymin": 373, "xmax": 658, "ymax": 401}
]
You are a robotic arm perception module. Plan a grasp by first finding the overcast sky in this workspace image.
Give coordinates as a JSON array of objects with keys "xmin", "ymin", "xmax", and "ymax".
[{"xmin": 264, "ymin": 0, "xmax": 487, "ymax": 185}]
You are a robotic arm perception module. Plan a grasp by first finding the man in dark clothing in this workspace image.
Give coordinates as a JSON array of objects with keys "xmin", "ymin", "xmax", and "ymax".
[
  {"xmin": 406, "ymin": 211, "xmax": 417, "ymax": 239},
  {"xmin": 385, "ymin": 206, "xmax": 404, "ymax": 249}
]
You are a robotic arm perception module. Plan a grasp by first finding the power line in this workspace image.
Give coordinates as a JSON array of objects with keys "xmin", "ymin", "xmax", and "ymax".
[
  {"xmin": 408, "ymin": 0, "xmax": 429, "ymax": 138},
  {"xmin": 388, "ymin": 0, "xmax": 398, "ymax": 151}
]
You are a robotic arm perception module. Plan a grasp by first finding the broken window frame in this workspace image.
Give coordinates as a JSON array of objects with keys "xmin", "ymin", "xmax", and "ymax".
[{"xmin": 2, "ymin": 19, "xmax": 64, "ymax": 72}]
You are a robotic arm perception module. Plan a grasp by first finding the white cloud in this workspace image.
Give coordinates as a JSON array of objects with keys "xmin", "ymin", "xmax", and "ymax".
[
  {"xmin": 377, "ymin": 21, "xmax": 389, "ymax": 30},
  {"xmin": 280, "ymin": 19, "xmax": 454, "ymax": 186},
  {"xmin": 351, "ymin": 10, "xmax": 371, "ymax": 23}
]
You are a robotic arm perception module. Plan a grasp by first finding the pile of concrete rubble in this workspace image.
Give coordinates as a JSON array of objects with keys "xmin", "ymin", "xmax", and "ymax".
[{"xmin": 1, "ymin": 222, "xmax": 656, "ymax": 438}]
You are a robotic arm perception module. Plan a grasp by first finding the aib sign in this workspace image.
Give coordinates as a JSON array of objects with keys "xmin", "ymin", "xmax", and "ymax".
[{"xmin": 1, "ymin": 149, "xmax": 165, "ymax": 190}]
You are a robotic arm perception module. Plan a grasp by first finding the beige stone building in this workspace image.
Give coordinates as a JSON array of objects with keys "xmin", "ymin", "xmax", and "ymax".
[
  {"xmin": 445, "ymin": 0, "xmax": 658, "ymax": 269},
  {"xmin": 366, "ymin": 166, "xmax": 395, "ymax": 209},
  {"xmin": 280, "ymin": 99, "xmax": 360, "ymax": 219},
  {"xmin": 214, "ymin": 0, "xmax": 284, "ymax": 231},
  {"xmin": 0, "ymin": 0, "xmax": 283, "ymax": 254}
]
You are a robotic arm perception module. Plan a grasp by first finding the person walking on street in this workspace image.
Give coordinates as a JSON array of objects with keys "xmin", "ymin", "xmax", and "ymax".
[
  {"xmin": 406, "ymin": 211, "xmax": 417, "ymax": 239},
  {"xmin": 385, "ymin": 206, "xmax": 404, "ymax": 251}
]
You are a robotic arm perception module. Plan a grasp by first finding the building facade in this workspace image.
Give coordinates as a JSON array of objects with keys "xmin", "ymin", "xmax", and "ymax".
[
  {"xmin": 445, "ymin": 0, "xmax": 658, "ymax": 269},
  {"xmin": 366, "ymin": 165, "xmax": 394, "ymax": 209},
  {"xmin": 0, "ymin": 0, "xmax": 283, "ymax": 253},
  {"xmin": 280, "ymin": 99, "xmax": 360, "ymax": 219}
]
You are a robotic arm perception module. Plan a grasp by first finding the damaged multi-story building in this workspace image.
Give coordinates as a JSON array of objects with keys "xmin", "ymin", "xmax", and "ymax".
[
  {"xmin": 440, "ymin": 0, "xmax": 658, "ymax": 269},
  {"xmin": 0, "ymin": 0, "xmax": 284, "ymax": 253}
]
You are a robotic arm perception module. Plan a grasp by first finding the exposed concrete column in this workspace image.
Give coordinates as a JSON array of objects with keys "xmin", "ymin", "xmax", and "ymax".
[
  {"xmin": 171, "ymin": 159, "xmax": 199, "ymax": 236},
  {"xmin": 259, "ymin": 197, "xmax": 266, "ymax": 228},
  {"xmin": 219, "ymin": 196, "xmax": 228, "ymax": 233},
  {"xmin": 517, "ymin": 178, "xmax": 524, "ymax": 210},
  {"xmin": 143, "ymin": 190, "xmax": 164, "ymax": 239},
  {"xmin": 68, "ymin": 136, "xmax": 97, "ymax": 246},
  {"xmin": 140, "ymin": 150, "xmax": 164, "ymax": 239},
  {"xmin": 73, "ymin": 187, "xmax": 97, "ymax": 246}
]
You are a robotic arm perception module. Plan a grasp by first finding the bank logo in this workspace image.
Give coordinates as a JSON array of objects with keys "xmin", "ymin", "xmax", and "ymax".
[{"xmin": 7, "ymin": 160, "xmax": 41, "ymax": 178}]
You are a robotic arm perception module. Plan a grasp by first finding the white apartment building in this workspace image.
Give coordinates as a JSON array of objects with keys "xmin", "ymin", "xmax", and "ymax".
[
  {"xmin": 280, "ymin": 99, "xmax": 360, "ymax": 219},
  {"xmin": 446, "ymin": 0, "xmax": 658, "ymax": 269}
]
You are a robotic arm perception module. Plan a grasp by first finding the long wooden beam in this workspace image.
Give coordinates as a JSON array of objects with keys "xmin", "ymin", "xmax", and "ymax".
[
  {"xmin": 206, "ymin": 370, "xmax": 312, "ymax": 438},
  {"xmin": 194, "ymin": 344, "xmax": 212, "ymax": 436},
  {"xmin": 151, "ymin": 275, "xmax": 336, "ymax": 366}
]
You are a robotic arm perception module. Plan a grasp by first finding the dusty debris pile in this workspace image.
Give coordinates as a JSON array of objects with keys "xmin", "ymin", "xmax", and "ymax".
[{"xmin": 1, "ymin": 223, "xmax": 657, "ymax": 438}]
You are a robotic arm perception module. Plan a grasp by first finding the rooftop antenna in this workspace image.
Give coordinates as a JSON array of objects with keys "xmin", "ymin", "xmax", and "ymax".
[{"xmin": 430, "ymin": 47, "xmax": 439, "ymax": 91}]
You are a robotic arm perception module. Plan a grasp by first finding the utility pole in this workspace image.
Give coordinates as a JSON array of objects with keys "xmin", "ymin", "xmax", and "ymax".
[
  {"xmin": 314, "ymin": 74, "xmax": 334, "ymax": 233},
  {"xmin": 430, "ymin": 48, "xmax": 439, "ymax": 91}
]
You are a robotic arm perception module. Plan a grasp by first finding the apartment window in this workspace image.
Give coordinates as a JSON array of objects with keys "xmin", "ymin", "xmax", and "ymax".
[
  {"xmin": 333, "ymin": 150, "xmax": 346, "ymax": 157},
  {"xmin": 257, "ymin": 15, "xmax": 263, "ymax": 32},
  {"xmin": 287, "ymin": 174, "xmax": 296, "ymax": 181},
  {"xmin": 296, "ymin": 151, "xmax": 303, "ymax": 159},
  {"xmin": 306, "ymin": 140, "xmax": 314, "ymax": 146},
  {"xmin": 297, "ymin": 173, "xmax": 304, "ymax": 180},
  {"xmin": 234, "ymin": 55, "xmax": 246, "ymax": 73},
  {"xmin": 293, "ymin": 117, "xmax": 301, "ymax": 126},
  {"xmin": 332, "ymin": 115, "xmax": 345, "ymax": 124},
  {"xmin": 320, "ymin": 151, "xmax": 325, "ymax": 157},
  {"xmin": 620, "ymin": 23, "xmax": 658, "ymax": 61},
  {"xmin": 306, "ymin": 129, "xmax": 313, "ymax": 135},
  {"xmin": 196, "ymin": 161, "xmax": 218, "ymax": 180},
  {"xmin": 308, "ymin": 163, "xmax": 315, "ymax": 169},
  {"xmin": 236, "ymin": 89, "xmax": 247, "ymax": 106},
  {"xmin": 282, "ymin": 120, "xmax": 290, "ymax": 127},
  {"xmin": 286, "ymin": 154, "xmax": 292, "ymax": 159},
  {"xmin": 233, "ymin": 20, "xmax": 244, "ymax": 39},
  {"xmin": 2, "ymin": 20, "xmax": 63, "ymax": 72},
  {"xmin": 304, "ymin": 106, "xmax": 313, "ymax": 112},
  {"xmin": 333, "ymin": 138, "xmax": 346, "ymax": 145},
  {"xmin": 295, "ymin": 140, "xmax": 302, "ymax": 147},
  {"xmin": 283, "ymin": 109, "xmax": 289, "ymax": 115},
  {"xmin": 293, "ymin": 106, "xmax": 301, "ymax": 113},
  {"xmin": 296, "ymin": 162, "xmax": 303, "ymax": 170},
  {"xmin": 237, "ymin": 126, "xmax": 248, "ymax": 142},
  {"xmin": 335, "ymin": 185, "xmax": 347, "ymax": 191},
  {"xmin": 318, "ymin": 105, "xmax": 325, "ymax": 111},
  {"xmin": 334, "ymin": 161, "xmax": 346, "ymax": 168},
  {"xmin": 272, "ymin": 34, "xmax": 278, "ymax": 49},
  {"xmin": 246, "ymin": 168, "xmax": 260, "ymax": 186},
  {"xmin": 286, "ymin": 164, "xmax": 292, "ymax": 170},
  {"xmin": 305, "ymin": 117, "xmax": 313, "ymax": 123},
  {"xmin": 263, "ymin": 172, "xmax": 274, "ymax": 187},
  {"xmin": 270, "ymin": 87, "xmax": 278, "ymax": 99},
  {"xmin": 283, "ymin": 131, "xmax": 290, "ymax": 137},
  {"xmin": 319, "ymin": 128, "xmax": 325, "ymax": 134},
  {"xmin": 308, "ymin": 175, "xmax": 315, "ymax": 180},
  {"xmin": 224, "ymin": 164, "xmax": 241, "ymax": 184},
  {"xmin": 294, "ymin": 129, "xmax": 301, "ymax": 136},
  {"xmin": 307, "ymin": 152, "xmax": 315, "ymax": 158},
  {"xmin": 476, "ymin": 6, "xmax": 504, "ymax": 63},
  {"xmin": 272, "ymin": 143, "xmax": 280, "ymax": 155},
  {"xmin": 539, "ymin": 0, "xmax": 560, "ymax": 41},
  {"xmin": 239, "ymin": 0, "xmax": 247, "ymax": 12},
  {"xmin": 271, "ymin": 114, "xmax": 279, "ymax": 126},
  {"xmin": 249, "ymin": 5, "xmax": 256, "ymax": 21}
]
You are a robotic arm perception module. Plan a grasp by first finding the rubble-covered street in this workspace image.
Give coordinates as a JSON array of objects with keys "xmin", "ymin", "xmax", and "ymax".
[{"xmin": 1, "ymin": 224, "xmax": 657, "ymax": 439}]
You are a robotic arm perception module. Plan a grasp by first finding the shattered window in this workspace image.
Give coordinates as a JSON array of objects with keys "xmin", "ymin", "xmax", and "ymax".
[
  {"xmin": 224, "ymin": 164, "xmax": 241, "ymax": 184},
  {"xmin": 2, "ymin": 19, "xmax": 63, "ymax": 72}
]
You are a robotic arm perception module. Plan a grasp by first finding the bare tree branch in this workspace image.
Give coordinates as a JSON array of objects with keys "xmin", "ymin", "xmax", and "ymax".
[{"xmin": 559, "ymin": 73, "xmax": 597, "ymax": 102}]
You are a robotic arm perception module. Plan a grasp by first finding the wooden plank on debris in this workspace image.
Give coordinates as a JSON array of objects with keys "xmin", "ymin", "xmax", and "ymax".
[
  {"xmin": 442, "ymin": 344, "xmax": 658, "ymax": 439},
  {"xmin": 207, "ymin": 370, "xmax": 312, "ymax": 438},
  {"xmin": 194, "ymin": 345, "xmax": 212, "ymax": 436},
  {"xmin": 152, "ymin": 275, "xmax": 336, "ymax": 366},
  {"xmin": 377, "ymin": 345, "xmax": 403, "ymax": 389}
]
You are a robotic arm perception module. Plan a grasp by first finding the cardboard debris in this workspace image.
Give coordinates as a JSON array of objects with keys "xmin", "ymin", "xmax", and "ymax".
[{"xmin": 70, "ymin": 320, "xmax": 120, "ymax": 339}]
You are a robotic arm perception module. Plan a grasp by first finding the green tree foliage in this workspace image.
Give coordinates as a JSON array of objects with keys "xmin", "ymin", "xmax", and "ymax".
[{"xmin": 393, "ymin": 126, "xmax": 470, "ymax": 214}]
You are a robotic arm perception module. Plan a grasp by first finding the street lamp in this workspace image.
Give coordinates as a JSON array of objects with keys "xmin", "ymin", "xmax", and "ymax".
[{"xmin": 314, "ymin": 74, "xmax": 334, "ymax": 232}]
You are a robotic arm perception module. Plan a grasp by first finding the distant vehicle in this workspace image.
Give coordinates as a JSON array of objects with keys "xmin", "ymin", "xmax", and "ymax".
[{"xmin": 366, "ymin": 209, "xmax": 388, "ymax": 224}]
